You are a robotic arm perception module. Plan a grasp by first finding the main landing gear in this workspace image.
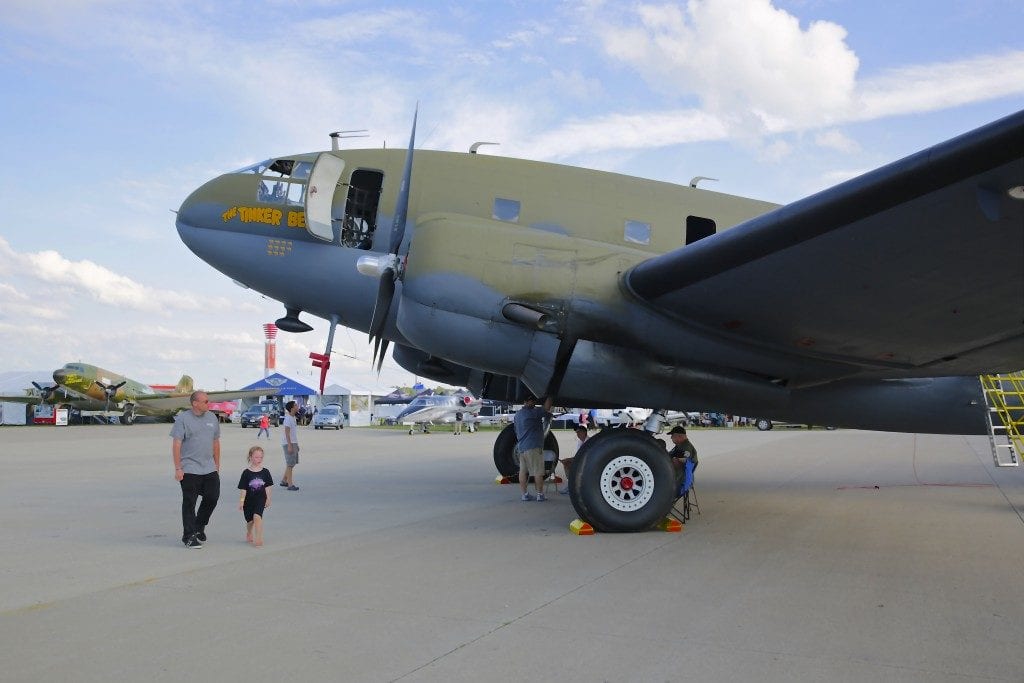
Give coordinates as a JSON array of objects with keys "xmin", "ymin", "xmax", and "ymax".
[
  {"xmin": 119, "ymin": 403, "xmax": 136, "ymax": 425},
  {"xmin": 491, "ymin": 425, "xmax": 675, "ymax": 532},
  {"xmin": 492, "ymin": 423, "xmax": 560, "ymax": 481},
  {"xmin": 567, "ymin": 429, "xmax": 675, "ymax": 532}
]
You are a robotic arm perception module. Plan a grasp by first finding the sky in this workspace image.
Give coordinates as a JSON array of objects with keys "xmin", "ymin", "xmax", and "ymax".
[{"xmin": 0, "ymin": 0, "xmax": 1022, "ymax": 394}]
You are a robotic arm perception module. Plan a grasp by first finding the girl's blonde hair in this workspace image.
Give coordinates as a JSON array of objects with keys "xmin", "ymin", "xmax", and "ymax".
[{"xmin": 247, "ymin": 445, "xmax": 264, "ymax": 463}]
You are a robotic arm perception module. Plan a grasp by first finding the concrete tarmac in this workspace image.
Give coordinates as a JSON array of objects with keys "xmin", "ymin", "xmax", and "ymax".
[{"xmin": 1, "ymin": 423, "xmax": 1023, "ymax": 682}]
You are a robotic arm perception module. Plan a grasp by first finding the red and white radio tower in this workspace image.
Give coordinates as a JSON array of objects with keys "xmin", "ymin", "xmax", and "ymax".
[{"xmin": 263, "ymin": 323, "xmax": 278, "ymax": 377}]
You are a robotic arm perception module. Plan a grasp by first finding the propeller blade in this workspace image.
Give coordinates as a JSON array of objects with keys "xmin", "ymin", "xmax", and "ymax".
[
  {"xmin": 376, "ymin": 339, "xmax": 390, "ymax": 374},
  {"xmin": 366, "ymin": 107, "xmax": 417, "ymax": 373},
  {"xmin": 367, "ymin": 268, "xmax": 395, "ymax": 341},
  {"xmin": 387, "ymin": 106, "xmax": 418, "ymax": 255}
]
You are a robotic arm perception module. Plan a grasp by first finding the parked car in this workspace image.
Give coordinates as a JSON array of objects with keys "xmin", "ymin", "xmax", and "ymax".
[
  {"xmin": 240, "ymin": 404, "xmax": 281, "ymax": 428},
  {"xmin": 313, "ymin": 404, "xmax": 345, "ymax": 430}
]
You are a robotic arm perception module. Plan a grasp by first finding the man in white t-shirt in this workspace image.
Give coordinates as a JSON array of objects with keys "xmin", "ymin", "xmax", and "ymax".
[{"xmin": 280, "ymin": 401, "xmax": 300, "ymax": 491}]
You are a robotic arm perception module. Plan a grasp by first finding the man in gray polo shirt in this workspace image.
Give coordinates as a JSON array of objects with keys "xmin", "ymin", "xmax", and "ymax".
[
  {"xmin": 170, "ymin": 390, "xmax": 221, "ymax": 548},
  {"xmin": 514, "ymin": 394, "xmax": 553, "ymax": 501}
]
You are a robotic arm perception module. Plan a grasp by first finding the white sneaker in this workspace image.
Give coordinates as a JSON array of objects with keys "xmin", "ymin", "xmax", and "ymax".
[
  {"xmin": 521, "ymin": 493, "xmax": 534, "ymax": 501},
  {"xmin": 536, "ymin": 493, "xmax": 546, "ymax": 502}
]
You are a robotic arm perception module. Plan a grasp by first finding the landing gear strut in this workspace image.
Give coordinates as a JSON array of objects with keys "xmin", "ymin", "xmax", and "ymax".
[
  {"xmin": 491, "ymin": 423, "xmax": 559, "ymax": 480},
  {"xmin": 120, "ymin": 403, "xmax": 136, "ymax": 425}
]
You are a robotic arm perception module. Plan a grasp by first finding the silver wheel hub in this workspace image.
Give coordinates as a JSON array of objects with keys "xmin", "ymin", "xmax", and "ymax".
[{"xmin": 599, "ymin": 455, "xmax": 655, "ymax": 511}]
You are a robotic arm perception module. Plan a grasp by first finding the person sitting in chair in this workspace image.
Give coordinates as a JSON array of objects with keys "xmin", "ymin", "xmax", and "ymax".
[{"xmin": 666, "ymin": 425, "xmax": 698, "ymax": 492}]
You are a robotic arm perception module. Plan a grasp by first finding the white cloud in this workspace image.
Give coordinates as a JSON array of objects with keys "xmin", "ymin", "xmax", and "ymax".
[
  {"xmin": 549, "ymin": 69, "xmax": 606, "ymax": 101},
  {"xmin": 593, "ymin": 0, "xmax": 859, "ymax": 134},
  {"xmin": 0, "ymin": 237, "xmax": 231, "ymax": 313},
  {"xmin": 854, "ymin": 51, "xmax": 1024, "ymax": 121},
  {"xmin": 814, "ymin": 129, "xmax": 859, "ymax": 153},
  {"xmin": 511, "ymin": 108, "xmax": 729, "ymax": 161},
  {"xmin": 571, "ymin": 1, "xmax": 1024, "ymax": 157}
]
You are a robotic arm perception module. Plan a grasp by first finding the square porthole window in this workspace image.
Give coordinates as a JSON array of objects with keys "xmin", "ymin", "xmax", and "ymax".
[
  {"xmin": 493, "ymin": 198, "xmax": 520, "ymax": 222},
  {"xmin": 624, "ymin": 219, "xmax": 651, "ymax": 245}
]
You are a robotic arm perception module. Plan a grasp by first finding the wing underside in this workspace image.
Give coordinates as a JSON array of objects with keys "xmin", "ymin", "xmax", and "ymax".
[
  {"xmin": 134, "ymin": 389, "xmax": 268, "ymax": 413},
  {"xmin": 626, "ymin": 110, "xmax": 1024, "ymax": 381}
]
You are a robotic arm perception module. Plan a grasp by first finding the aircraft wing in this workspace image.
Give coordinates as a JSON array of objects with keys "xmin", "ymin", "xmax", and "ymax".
[
  {"xmin": 205, "ymin": 389, "xmax": 270, "ymax": 402},
  {"xmin": 0, "ymin": 394, "xmax": 105, "ymax": 410},
  {"xmin": 626, "ymin": 109, "xmax": 1024, "ymax": 382},
  {"xmin": 0, "ymin": 395, "xmax": 45, "ymax": 405},
  {"xmin": 0, "ymin": 394, "xmax": 43, "ymax": 405},
  {"xmin": 131, "ymin": 389, "xmax": 268, "ymax": 414}
]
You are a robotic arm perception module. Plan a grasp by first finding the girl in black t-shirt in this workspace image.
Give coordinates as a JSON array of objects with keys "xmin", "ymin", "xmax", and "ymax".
[{"xmin": 238, "ymin": 446, "xmax": 274, "ymax": 547}]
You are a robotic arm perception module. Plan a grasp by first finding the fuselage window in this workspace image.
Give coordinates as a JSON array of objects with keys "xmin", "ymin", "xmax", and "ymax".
[
  {"xmin": 624, "ymin": 219, "xmax": 651, "ymax": 245},
  {"xmin": 686, "ymin": 216, "xmax": 716, "ymax": 244},
  {"xmin": 493, "ymin": 198, "xmax": 520, "ymax": 222}
]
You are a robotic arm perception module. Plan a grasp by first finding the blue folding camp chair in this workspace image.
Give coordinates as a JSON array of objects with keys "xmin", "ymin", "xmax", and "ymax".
[{"xmin": 672, "ymin": 458, "xmax": 700, "ymax": 522}]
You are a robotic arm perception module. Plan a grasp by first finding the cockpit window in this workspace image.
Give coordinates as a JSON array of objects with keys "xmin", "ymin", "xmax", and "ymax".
[
  {"xmin": 234, "ymin": 160, "xmax": 271, "ymax": 174},
  {"xmin": 255, "ymin": 159, "xmax": 310, "ymax": 205},
  {"xmin": 268, "ymin": 159, "xmax": 294, "ymax": 176},
  {"xmin": 259, "ymin": 179, "xmax": 306, "ymax": 206}
]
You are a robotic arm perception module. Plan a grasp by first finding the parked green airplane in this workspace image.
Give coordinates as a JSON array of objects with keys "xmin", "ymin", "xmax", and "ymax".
[
  {"xmin": 4, "ymin": 362, "xmax": 267, "ymax": 424},
  {"xmin": 175, "ymin": 108, "xmax": 1024, "ymax": 531}
]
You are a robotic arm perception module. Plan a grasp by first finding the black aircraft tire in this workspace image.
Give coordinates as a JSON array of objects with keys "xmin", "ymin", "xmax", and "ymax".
[
  {"xmin": 569, "ymin": 429, "xmax": 629, "ymax": 525},
  {"xmin": 572, "ymin": 430, "xmax": 675, "ymax": 533},
  {"xmin": 755, "ymin": 418, "xmax": 773, "ymax": 431},
  {"xmin": 492, "ymin": 425, "xmax": 560, "ymax": 478},
  {"xmin": 493, "ymin": 424, "xmax": 518, "ymax": 477},
  {"xmin": 542, "ymin": 431, "xmax": 560, "ymax": 479}
]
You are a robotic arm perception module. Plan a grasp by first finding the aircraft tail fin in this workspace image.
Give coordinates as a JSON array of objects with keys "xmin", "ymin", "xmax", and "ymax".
[{"xmin": 176, "ymin": 375, "xmax": 194, "ymax": 394}]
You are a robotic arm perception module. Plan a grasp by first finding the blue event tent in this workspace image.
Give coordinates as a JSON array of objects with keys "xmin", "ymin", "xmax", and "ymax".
[{"xmin": 240, "ymin": 373, "xmax": 316, "ymax": 396}]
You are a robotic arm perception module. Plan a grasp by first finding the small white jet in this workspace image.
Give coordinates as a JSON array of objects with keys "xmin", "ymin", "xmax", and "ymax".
[{"xmin": 396, "ymin": 392, "xmax": 480, "ymax": 434}]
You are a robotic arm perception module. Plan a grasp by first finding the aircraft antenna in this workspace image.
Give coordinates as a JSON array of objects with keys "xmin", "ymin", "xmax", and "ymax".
[
  {"xmin": 329, "ymin": 130, "xmax": 370, "ymax": 151},
  {"xmin": 470, "ymin": 142, "xmax": 500, "ymax": 154},
  {"xmin": 689, "ymin": 176, "xmax": 719, "ymax": 188}
]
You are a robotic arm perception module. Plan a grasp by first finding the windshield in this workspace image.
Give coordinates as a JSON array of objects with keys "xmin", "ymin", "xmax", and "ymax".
[
  {"xmin": 408, "ymin": 396, "xmax": 447, "ymax": 408},
  {"xmin": 320, "ymin": 407, "xmax": 340, "ymax": 415}
]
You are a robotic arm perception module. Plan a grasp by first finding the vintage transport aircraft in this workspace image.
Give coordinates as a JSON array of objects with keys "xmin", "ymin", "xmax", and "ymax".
[
  {"xmin": 176, "ymin": 109, "xmax": 1024, "ymax": 532},
  {"xmin": 3, "ymin": 362, "xmax": 267, "ymax": 424}
]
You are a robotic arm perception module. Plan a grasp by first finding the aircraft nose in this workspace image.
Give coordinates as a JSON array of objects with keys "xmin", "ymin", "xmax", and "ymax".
[
  {"xmin": 52, "ymin": 368, "xmax": 68, "ymax": 385},
  {"xmin": 175, "ymin": 174, "xmax": 246, "ymax": 270},
  {"xmin": 176, "ymin": 175, "xmax": 227, "ymax": 240}
]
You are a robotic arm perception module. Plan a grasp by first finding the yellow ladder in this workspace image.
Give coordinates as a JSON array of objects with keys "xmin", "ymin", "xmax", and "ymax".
[{"xmin": 979, "ymin": 373, "xmax": 1024, "ymax": 467}]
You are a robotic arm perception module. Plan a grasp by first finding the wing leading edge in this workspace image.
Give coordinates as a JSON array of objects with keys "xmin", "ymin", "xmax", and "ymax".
[{"xmin": 625, "ymin": 109, "xmax": 1024, "ymax": 380}]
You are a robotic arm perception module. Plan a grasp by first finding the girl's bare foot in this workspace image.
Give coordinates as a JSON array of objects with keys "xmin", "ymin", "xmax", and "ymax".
[
  {"xmin": 254, "ymin": 540, "xmax": 263, "ymax": 547},
  {"xmin": 246, "ymin": 534, "xmax": 253, "ymax": 543}
]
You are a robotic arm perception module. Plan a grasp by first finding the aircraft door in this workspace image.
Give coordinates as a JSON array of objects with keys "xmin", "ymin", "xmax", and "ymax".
[{"xmin": 305, "ymin": 153, "xmax": 346, "ymax": 241}]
